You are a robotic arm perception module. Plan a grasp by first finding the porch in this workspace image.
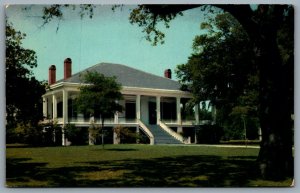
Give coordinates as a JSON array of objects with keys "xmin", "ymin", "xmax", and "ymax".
[{"xmin": 42, "ymin": 87, "xmax": 199, "ymax": 145}]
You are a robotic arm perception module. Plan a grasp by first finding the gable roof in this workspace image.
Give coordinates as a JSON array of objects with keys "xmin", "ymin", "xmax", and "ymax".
[{"xmin": 59, "ymin": 63, "xmax": 181, "ymax": 91}]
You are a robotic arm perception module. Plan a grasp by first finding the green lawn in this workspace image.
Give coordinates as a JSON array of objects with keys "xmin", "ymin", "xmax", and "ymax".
[{"xmin": 6, "ymin": 144, "xmax": 293, "ymax": 187}]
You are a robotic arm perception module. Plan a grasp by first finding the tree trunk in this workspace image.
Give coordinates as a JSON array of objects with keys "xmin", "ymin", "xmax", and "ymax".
[{"xmin": 256, "ymin": 30, "xmax": 293, "ymax": 180}]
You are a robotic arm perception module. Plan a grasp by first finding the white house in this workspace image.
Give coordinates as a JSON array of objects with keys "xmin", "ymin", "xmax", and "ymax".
[{"xmin": 42, "ymin": 58, "xmax": 200, "ymax": 145}]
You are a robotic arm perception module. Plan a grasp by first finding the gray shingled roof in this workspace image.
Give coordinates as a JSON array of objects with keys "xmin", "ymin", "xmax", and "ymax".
[{"xmin": 59, "ymin": 63, "xmax": 181, "ymax": 90}]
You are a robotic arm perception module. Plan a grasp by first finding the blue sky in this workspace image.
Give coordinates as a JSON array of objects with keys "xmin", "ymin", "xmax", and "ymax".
[{"xmin": 6, "ymin": 5, "xmax": 209, "ymax": 82}]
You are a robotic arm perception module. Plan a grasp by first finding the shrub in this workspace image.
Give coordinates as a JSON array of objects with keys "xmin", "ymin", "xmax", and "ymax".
[
  {"xmin": 114, "ymin": 126, "xmax": 137, "ymax": 144},
  {"xmin": 196, "ymin": 124, "xmax": 223, "ymax": 144},
  {"xmin": 6, "ymin": 123, "xmax": 53, "ymax": 146},
  {"xmin": 65, "ymin": 124, "xmax": 88, "ymax": 145}
]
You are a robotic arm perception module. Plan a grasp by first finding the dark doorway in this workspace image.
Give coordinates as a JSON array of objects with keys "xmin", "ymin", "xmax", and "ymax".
[
  {"xmin": 125, "ymin": 102, "xmax": 136, "ymax": 121},
  {"xmin": 161, "ymin": 101, "xmax": 176, "ymax": 121},
  {"xmin": 149, "ymin": 102, "xmax": 157, "ymax": 125}
]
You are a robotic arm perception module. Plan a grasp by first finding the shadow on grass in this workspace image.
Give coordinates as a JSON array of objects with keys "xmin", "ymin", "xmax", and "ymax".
[
  {"xmin": 6, "ymin": 155, "xmax": 266, "ymax": 187},
  {"xmin": 6, "ymin": 158, "xmax": 48, "ymax": 184},
  {"xmin": 6, "ymin": 144, "xmax": 31, "ymax": 148},
  {"xmin": 103, "ymin": 148, "xmax": 138, "ymax": 152},
  {"xmin": 6, "ymin": 157, "xmax": 100, "ymax": 187}
]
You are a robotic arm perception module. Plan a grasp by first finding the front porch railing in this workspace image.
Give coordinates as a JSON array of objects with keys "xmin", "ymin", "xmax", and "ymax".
[
  {"xmin": 158, "ymin": 121, "xmax": 184, "ymax": 143},
  {"xmin": 64, "ymin": 117, "xmax": 138, "ymax": 125},
  {"xmin": 137, "ymin": 119, "xmax": 154, "ymax": 145},
  {"xmin": 161, "ymin": 119, "xmax": 195, "ymax": 125},
  {"xmin": 118, "ymin": 118, "xmax": 137, "ymax": 124}
]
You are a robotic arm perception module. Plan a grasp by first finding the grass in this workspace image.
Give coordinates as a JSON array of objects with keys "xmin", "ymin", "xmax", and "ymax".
[{"xmin": 6, "ymin": 144, "xmax": 293, "ymax": 187}]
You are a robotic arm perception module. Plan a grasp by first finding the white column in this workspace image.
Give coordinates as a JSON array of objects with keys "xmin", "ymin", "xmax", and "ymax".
[
  {"xmin": 52, "ymin": 94, "xmax": 57, "ymax": 119},
  {"xmin": 156, "ymin": 96, "xmax": 161, "ymax": 124},
  {"xmin": 62, "ymin": 90, "xmax": 68, "ymax": 124},
  {"xmin": 195, "ymin": 103, "xmax": 199, "ymax": 125},
  {"xmin": 114, "ymin": 112, "xmax": 119, "ymax": 124},
  {"xmin": 176, "ymin": 97, "xmax": 183, "ymax": 133},
  {"xmin": 62, "ymin": 90, "xmax": 68, "ymax": 146},
  {"xmin": 42, "ymin": 97, "xmax": 47, "ymax": 119},
  {"xmin": 113, "ymin": 131, "xmax": 120, "ymax": 144},
  {"xmin": 136, "ymin": 95, "xmax": 141, "ymax": 120},
  {"xmin": 176, "ymin": 97, "xmax": 181, "ymax": 125},
  {"xmin": 114, "ymin": 100, "xmax": 119, "ymax": 124}
]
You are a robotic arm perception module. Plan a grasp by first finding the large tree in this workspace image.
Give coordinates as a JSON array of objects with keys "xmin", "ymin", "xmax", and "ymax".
[
  {"xmin": 76, "ymin": 71, "xmax": 123, "ymax": 147},
  {"xmin": 176, "ymin": 12, "xmax": 260, "ymax": 140},
  {"xmin": 6, "ymin": 23, "xmax": 46, "ymax": 130},
  {"xmin": 129, "ymin": 4, "xmax": 294, "ymax": 180}
]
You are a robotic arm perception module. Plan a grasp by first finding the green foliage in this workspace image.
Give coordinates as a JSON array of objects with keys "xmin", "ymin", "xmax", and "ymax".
[
  {"xmin": 6, "ymin": 123, "xmax": 43, "ymax": 145},
  {"xmin": 177, "ymin": 12, "xmax": 255, "ymax": 100},
  {"xmin": 6, "ymin": 23, "xmax": 46, "ymax": 130},
  {"xmin": 40, "ymin": 4, "xmax": 95, "ymax": 30},
  {"xmin": 129, "ymin": 5, "xmax": 184, "ymax": 46},
  {"xmin": 196, "ymin": 125, "xmax": 223, "ymax": 144},
  {"xmin": 181, "ymin": 99, "xmax": 196, "ymax": 120},
  {"xmin": 88, "ymin": 123, "xmax": 103, "ymax": 144},
  {"xmin": 76, "ymin": 71, "xmax": 123, "ymax": 122},
  {"xmin": 65, "ymin": 124, "xmax": 88, "ymax": 145},
  {"xmin": 175, "ymin": 12, "xmax": 259, "ymax": 140},
  {"xmin": 6, "ymin": 121, "xmax": 62, "ymax": 147},
  {"xmin": 41, "ymin": 122, "xmax": 62, "ymax": 146},
  {"xmin": 198, "ymin": 109, "xmax": 212, "ymax": 120},
  {"xmin": 114, "ymin": 126, "xmax": 137, "ymax": 144},
  {"xmin": 198, "ymin": 101, "xmax": 212, "ymax": 120},
  {"xmin": 76, "ymin": 71, "xmax": 123, "ymax": 147}
]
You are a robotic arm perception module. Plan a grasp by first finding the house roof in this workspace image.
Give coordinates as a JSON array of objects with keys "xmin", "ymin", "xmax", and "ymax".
[{"xmin": 58, "ymin": 63, "xmax": 182, "ymax": 91}]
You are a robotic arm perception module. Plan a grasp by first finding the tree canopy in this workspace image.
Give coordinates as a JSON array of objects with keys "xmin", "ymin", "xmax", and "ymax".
[
  {"xmin": 76, "ymin": 71, "xmax": 123, "ymax": 121},
  {"xmin": 76, "ymin": 71, "xmax": 123, "ymax": 147},
  {"xmin": 6, "ymin": 23, "xmax": 46, "ymax": 128},
  {"xmin": 175, "ymin": 12, "xmax": 260, "ymax": 140}
]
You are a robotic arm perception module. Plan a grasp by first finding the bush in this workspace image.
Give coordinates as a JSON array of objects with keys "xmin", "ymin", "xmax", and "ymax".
[
  {"xmin": 114, "ymin": 126, "xmax": 138, "ymax": 144},
  {"xmin": 6, "ymin": 123, "xmax": 60, "ymax": 146},
  {"xmin": 196, "ymin": 124, "xmax": 223, "ymax": 144},
  {"xmin": 6, "ymin": 124, "xmax": 42, "ymax": 145},
  {"xmin": 42, "ymin": 124, "xmax": 62, "ymax": 146},
  {"xmin": 137, "ymin": 132, "xmax": 150, "ymax": 144},
  {"xmin": 65, "ymin": 124, "xmax": 88, "ymax": 145},
  {"xmin": 222, "ymin": 116, "xmax": 259, "ymax": 140}
]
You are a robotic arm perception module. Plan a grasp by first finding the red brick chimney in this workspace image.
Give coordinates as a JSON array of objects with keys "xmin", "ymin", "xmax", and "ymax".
[
  {"xmin": 48, "ymin": 65, "xmax": 56, "ymax": 85},
  {"xmin": 64, "ymin": 58, "xmax": 72, "ymax": 80},
  {"xmin": 164, "ymin": 69, "xmax": 172, "ymax": 79}
]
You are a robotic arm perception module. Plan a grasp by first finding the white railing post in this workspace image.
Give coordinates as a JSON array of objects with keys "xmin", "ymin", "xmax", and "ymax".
[
  {"xmin": 158, "ymin": 121, "xmax": 185, "ymax": 143},
  {"xmin": 42, "ymin": 96, "xmax": 47, "ymax": 119},
  {"xmin": 195, "ymin": 103, "xmax": 199, "ymax": 125},
  {"xmin": 52, "ymin": 94, "xmax": 57, "ymax": 120},
  {"xmin": 136, "ymin": 95, "xmax": 141, "ymax": 120},
  {"xmin": 156, "ymin": 96, "xmax": 161, "ymax": 124},
  {"xmin": 62, "ymin": 89, "xmax": 68, "ymax": 146},
  {"xmin": 137, "ymin": 119, "xmax": 154, "ymax": 145}
]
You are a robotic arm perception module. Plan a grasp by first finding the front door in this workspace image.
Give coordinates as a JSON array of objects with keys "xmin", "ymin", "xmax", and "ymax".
[{"xmin": 148, "ymin": 102, "xmax": 157, "ymax": 125}]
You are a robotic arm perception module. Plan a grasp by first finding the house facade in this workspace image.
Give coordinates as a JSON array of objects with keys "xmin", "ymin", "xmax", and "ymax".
[{"xmin": 42, "ymin": 58, "xmax": 200, "ymax": 145}]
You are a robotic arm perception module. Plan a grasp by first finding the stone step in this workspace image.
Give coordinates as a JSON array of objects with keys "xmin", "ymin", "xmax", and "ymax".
[{"xmin": 147, "ymin": 124, "xmax": 183, "ymax": 145}]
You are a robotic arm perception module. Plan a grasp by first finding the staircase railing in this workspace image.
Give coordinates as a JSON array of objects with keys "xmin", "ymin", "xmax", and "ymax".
[
  {"xmin": 158, "ymin": 121, "xmax": 184, "ymax": 143},
  {"xmin": 137, "ymin": 119, "xmax": 154, "ymax": 145}
]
